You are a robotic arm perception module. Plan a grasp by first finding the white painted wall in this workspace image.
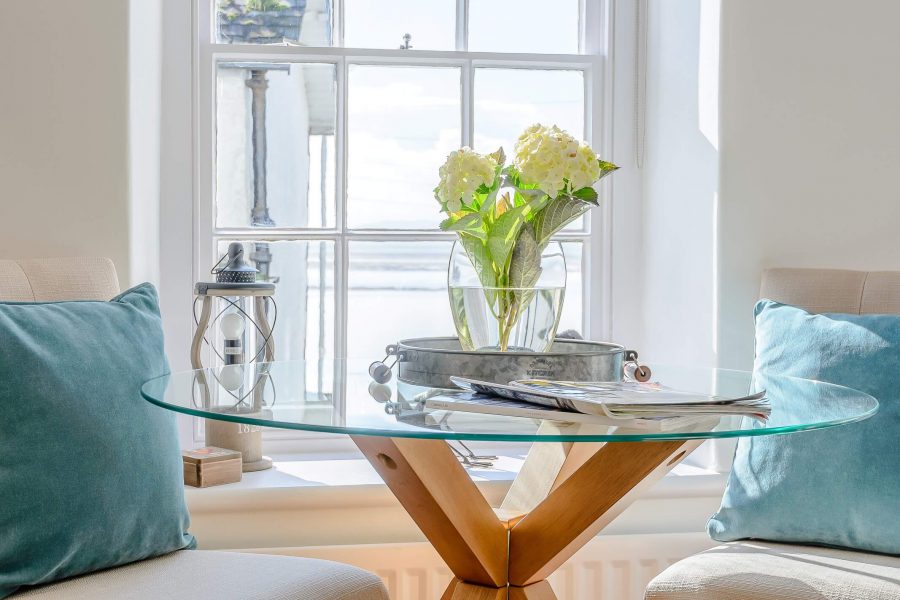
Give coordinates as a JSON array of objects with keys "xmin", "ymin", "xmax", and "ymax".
[
  {"xmin": 716, "ymin": 0, "xmax": 900, "ymax": 368},
  {"xmin": 639, "ymin": 0, "xmax": 900, "ymax": 371},
  {"xmin": 638, "ymin": 0, "xmax": 719, "ymax": 367},
  {"xmin": 0, "ymin": 1, "xmax": 132, "ymax": 282},
  {"xmin": 0, "ymin": 0, "xmax": 164, "ymax": 290}
]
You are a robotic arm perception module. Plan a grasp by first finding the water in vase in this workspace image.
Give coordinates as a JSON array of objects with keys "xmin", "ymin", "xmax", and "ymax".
[{"xmin": 449, "ymin": 286, "xmax": 565, "ymax": 353}]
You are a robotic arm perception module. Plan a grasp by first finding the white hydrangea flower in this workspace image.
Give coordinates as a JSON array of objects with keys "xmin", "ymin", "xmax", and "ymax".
[
  {"xmin": 436, "ymin": 147, "xmax": 498, "ymax": 212},
  {"xmin": 513, "ymin": 124, "xmax": 601, "ymax": 197}
]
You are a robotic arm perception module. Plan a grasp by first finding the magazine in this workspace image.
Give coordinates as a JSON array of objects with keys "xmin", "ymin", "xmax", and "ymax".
[
  {"xmin": 448, "ymin": 377, "xmax": 771, "ymax": 420},
  {"xmin": 424, "ymin": 392, "xmax": 721, "ymax": 431}
]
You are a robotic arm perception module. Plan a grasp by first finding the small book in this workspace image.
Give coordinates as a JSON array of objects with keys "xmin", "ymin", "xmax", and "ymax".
[{"xmin": 183, "ymin": 447, "xmax": 242, "ymax": 488}]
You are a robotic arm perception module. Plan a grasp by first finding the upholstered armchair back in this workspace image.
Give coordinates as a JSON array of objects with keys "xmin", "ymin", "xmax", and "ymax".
[
  {"xmin": 761, "ymin": 268, "xmax": 900, "ymax": 315},
  {"xmin": 0, "ymin": 258, "xmax": 120, "ymax": 302}
]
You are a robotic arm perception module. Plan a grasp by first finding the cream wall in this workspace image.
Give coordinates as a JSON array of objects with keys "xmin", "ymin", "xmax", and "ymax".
[
  {"xmin": 638, "ymin": 0, "xmax": 900, "ymax": 371},
  {"xmin": 0, "ymin": 0, "xmax": 163, "ymax": 288},
  {"xmin": 716, "ymin": 0, "xmax": 900, "ymax": 368},
  {"xmin": 638, "ymin": 0, "xmax": 719, "ymax": 368}
]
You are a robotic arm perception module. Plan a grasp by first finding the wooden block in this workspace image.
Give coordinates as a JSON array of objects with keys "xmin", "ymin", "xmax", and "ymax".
[{"xmin": 183, "ymin": 446, "xmax": 242, "ymax": 488}]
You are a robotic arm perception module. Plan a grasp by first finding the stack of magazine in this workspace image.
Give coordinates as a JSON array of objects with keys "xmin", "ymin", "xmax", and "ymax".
[{"xmin": 424, "ymin": 377, "xmax": 770, "ymax": 431}]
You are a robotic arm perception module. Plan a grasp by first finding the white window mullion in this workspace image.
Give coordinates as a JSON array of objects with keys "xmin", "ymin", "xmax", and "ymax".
[
  {"xmin": 461, "ymin": 61, "xmax": 473, "ymax": 149},
  {"xmin": 455, "ymin": 0, "xmax": 469, "ymax": 52},
  {"xmin": 332, "ymin": 0, "xmax": 344, "ymax": 48},
  {"xmin": 334, "ymin": 53, "xmax": 350, "ymax": 413}
]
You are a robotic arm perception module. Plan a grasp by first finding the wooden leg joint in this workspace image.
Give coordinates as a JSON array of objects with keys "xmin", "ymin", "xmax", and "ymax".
[{"xmin": 356, "ymin": 434, "xmax": 701, "ymax": 597}]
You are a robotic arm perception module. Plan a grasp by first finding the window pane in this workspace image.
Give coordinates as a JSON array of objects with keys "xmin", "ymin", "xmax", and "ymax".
[
  {"xmin": 215, "ymin": 240, "xmax": 335, "ymax": 391},
  {"xmin": 558, "ymin": 241, "xmax": 584, "ymax": 334},
  {"xmin": 344, "ymin": 0, "xmax": 455, "ymax": 50},
  {"xmin": 216, "ymin": 63, "xmax": 336, "ymax": 229},
  {"xmin": 216, "ymin": 0, "xmax": 333, "ymax": 46},
  {"xmin": 474, "ymin": 68, "xmax": 584, "ymax": 156},
  {"xmin": 348, "ymin": 241, "xmax": 455, "ymax": 359},
  {"xmin": 468, "ymin": 0, "xmax": 579, "ymax": 54},
  {"xmin": 347, "ymin": 66, "xmax": 461, "ymax": 229},
  {"xmin": 475, "ymin": 68, "xmax": 586, "ymax": 231}
]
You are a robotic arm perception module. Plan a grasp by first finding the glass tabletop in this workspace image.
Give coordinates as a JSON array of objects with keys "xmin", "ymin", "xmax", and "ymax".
[{"xmin": 140, "ymin": 360, "xmax": 878, "ymax": 442}]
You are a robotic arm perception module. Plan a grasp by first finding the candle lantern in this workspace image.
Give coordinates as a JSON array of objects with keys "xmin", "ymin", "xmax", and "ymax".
[{"xmin": 191, "ymin": 242, "xmax": 277, "ymax": 472}]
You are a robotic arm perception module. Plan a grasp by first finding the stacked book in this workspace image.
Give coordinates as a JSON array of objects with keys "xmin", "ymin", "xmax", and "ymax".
[{"xmin": 425, "ymin": 377, "xmax": 770, "ymax": 431}]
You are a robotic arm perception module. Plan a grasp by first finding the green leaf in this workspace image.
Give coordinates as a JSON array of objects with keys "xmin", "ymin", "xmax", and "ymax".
[
  {"xmin": 445, "ymin": 212, "xmax": 486, "ymax": 240},
  {"xmin": 488, "ymin": 147, "xmax": 506, "ymax": 167},
  {"xmin": 571, "ymin": 186, "xmax": 599, "ymax": 205},
  {"xmin": 458, "ymin": 233, "xmax": 496, "ymax": 289},
  {"xmin": 508, "ymin": 224, "xmax": 543, "ymax": 290},
  {"xmin": 487, "ymin": 204, "xmax": 530, "ymax": 274},
  {"xmin": 500, "ymin": 166, "xmax": 522, "ymax": 188},
  {"xmin": 480, "ymin": 185, "xmax": 503, "ymax": 216},
  {"xmin": 519, "ymin": 188, "xmax": 551, "ymax": 211},
  {"xmin": 597, "ymin": 160, "xmax": 620, "ymax": 181},
  {"xmin": 532, "ymin": 194, "xmax": 593, "ymax": 247}
]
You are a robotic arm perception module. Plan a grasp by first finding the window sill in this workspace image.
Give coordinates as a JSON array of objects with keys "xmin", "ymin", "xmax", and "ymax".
[{"xmin": 185, "ymin": 449, "xmax": 728, "ymax": 549}]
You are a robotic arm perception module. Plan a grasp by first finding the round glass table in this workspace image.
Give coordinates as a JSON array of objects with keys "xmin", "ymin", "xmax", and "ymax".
[{"xmin": 142, "ymin": 361, "xmax": 876, "ymax": 600}]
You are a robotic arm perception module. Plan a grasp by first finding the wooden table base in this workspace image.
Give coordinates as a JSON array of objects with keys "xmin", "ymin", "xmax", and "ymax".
[{"xmin": 353, "ymin": 426, "xmax": 700, "ymax": 598}]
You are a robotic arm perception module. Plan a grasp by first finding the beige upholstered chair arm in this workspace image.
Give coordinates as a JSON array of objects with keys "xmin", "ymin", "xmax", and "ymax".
[
  {"xmin": 760, "ymin": 268, "xmax": 900, "ymax": 315},
  {"xmin": 0, "ymin": 257, "xmax": 120, "ymax": 302}
]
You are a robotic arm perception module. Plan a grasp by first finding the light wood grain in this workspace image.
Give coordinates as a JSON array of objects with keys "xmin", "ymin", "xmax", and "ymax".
[
  {"xmin": 509, "ymin": 581, "xmax": 558, "ymax": 600},
  {"xmin": 440, "ymin": 580, "xmax": 508, "ymax": 600},
  {"xmin": 507, "ymin": 439, "xmax": 700, "ymax": 586},
  {"xmin": 352, "ymin": 436, "xmax": 509, "ymax": 587}
]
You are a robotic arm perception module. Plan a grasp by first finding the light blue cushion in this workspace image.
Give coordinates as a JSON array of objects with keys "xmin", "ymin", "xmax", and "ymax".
[
  {"xmin": 708, "ymin": 300, "xmax": 900, "ymax": 555},
  {"xmin": 0, "ymin": 284, "xmax": 194, "ymax": 598}
]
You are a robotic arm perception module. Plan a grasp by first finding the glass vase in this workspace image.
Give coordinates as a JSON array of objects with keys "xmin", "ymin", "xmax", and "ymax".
[{"xmin": 448, "ymin": 241, "xmax": 566, "ymax": 353}]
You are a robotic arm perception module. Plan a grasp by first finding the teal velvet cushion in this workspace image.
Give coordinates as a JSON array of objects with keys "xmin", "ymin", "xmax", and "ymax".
[
  {"xmin": 708, "ymin": 300, "xmax": 900, "ymax": 555},
  {"xmin": 0, "ymin": 284, "xmax": 194, "ymax": 598}
]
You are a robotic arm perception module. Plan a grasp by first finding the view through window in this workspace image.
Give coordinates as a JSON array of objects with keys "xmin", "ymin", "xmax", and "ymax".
[{"xmin": 200, "ymin": 0, "xmax": 605, "ymax": 426}]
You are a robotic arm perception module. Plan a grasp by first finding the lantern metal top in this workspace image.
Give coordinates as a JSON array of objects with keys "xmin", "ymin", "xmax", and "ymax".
[{"xmin": 212, "ymin": 242, "xmax": 259, "ymax": 284}]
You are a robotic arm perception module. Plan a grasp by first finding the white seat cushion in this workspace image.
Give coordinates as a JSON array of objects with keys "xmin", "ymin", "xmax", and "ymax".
[
  {"xmin": 12, "ymin": 551, "xmax": 388, "ymax": 600},
  {"xmin": 646, "ymin": 542, "xmax": 900, "ymax": 600}
]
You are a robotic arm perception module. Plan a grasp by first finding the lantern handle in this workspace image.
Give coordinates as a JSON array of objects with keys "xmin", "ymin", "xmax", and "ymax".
[{"xmin": 210, "ymin": 250, "xmax": 234, "ymax": 275}]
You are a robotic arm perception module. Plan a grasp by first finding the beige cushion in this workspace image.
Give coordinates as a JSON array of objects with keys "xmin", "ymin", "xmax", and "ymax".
[
  {"xmin": 761, "ymin": 268, "xmax": 900, "ymax": 315},
  {"xmin": 0, "ymin": 257, "xmax": 120, "ymax": 301},
  {"xmin": 645, "ymin": 542, "xmax": 900, "ymax": 600},
  {"xmin": 12, "ymin": 550, "xmax": 389, "ymax": 600}
]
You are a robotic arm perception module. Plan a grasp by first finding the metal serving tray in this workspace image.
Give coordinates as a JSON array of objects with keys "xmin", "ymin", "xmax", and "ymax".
[{"xmin": 391, "ymin": 337, "xmax": 625, "ymax": 389}]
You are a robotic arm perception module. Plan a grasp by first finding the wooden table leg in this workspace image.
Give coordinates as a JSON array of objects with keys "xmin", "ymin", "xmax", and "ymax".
[
  {"xmin": 509, "ymin": 581, "xmax": 558, "ymax": 600},
  {"xmin": 507, "ymin": 439, "xmax": 700, "ymax": 586},
  {"xmin": 440, "ymin": 579, "xmax": 508, "ymax": 600},
  {"xmin": 353, "ymin": 434, "xmax": 699, "ymax": 598},
  {"xmin": 351, "ymin": 436, "xmax": 509, "ymax": 587},
  {"xmin": 440, "ymin": 579, "xmax": 558, "ymax": 600}
]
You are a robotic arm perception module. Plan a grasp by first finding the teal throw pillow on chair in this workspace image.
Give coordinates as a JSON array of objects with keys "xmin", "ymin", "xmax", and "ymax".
[
  {"xmin": 0, "ymin": 284, "xmax": 194, "ymax": 598},
  {"xmin": 708, "ymin": 300, "xmax": 900, "ymax": 555}
]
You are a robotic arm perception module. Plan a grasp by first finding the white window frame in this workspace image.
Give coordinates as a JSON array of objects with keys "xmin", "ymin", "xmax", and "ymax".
[{"xmin": 192, "ymin": 0, "xmax": 615, "ymax": 450}]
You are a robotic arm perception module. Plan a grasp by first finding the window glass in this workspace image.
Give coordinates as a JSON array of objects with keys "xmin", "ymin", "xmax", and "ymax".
[
  {"xmin": 474, "ymin": 68, "xmax": 585, "ymax": 155},
  {"xmin": 216, "ymin": 0, "xmax": 333, "ymax": 46},
  {"xmin": 347, "ymin": 241, "xmax": 455, "ymax": 359},
  {"xmin": 216, "ymin": 63, "xmax": 337, "ymax": 229},
  {"xmin": 468, "ymin": 0, "xmax": 579, "ymax": 54},
  {"xmin": 344, "ymin": 0, "xmax": 455, "ymax": 50},
  {"xmin": 347, "ymin": 65, "xmax": 461, "ymax": 229},
  {"xmin": 558, "ymin": 242, "xmax": 583, "ymax": 334}
]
